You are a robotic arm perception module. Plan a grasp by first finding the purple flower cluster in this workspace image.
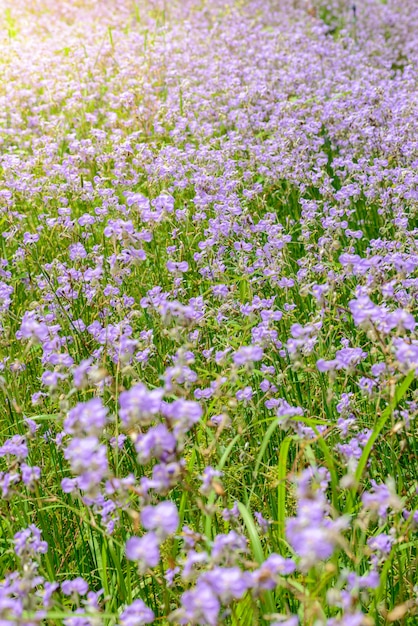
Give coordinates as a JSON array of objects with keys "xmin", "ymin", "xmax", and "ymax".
[
  {"xmin": 286, "ymin": 468, "xmax": 349, "ymax": 571},
  {"xmin": 0, "ymin": 0, "xmax": 417, "ymax": 623}
]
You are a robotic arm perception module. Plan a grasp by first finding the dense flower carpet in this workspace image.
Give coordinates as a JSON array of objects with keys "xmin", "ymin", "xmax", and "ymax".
[{"xmin": 0, "ymin": 1, "xmax": 417, "ymax": 624}]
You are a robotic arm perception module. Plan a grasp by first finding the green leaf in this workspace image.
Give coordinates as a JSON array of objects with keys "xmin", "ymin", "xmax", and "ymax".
[
  {"xmin": 354, "ymin": 370, "xmax": 415, "ymax": 487},
  {"xmin": 253, "ymin": 419, "xmax": 278, "ymax": 480},
  {"xmin": 277, "ymin": 436, "xmax": 292, "ymax": 541},
  {"xmin": 237, "ymin": 501, "xmax": 276, "ymax": 615}
]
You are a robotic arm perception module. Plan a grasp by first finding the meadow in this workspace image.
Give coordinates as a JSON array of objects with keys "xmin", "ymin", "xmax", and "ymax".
[{"xmin": 0, "ymin": 0, "xmax": 417, "ymax": 624}]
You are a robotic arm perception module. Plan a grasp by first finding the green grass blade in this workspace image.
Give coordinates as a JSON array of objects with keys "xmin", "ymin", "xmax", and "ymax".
[{"xmin": 237, "ymin": 501, "xmax": 276, "ymax": 616}]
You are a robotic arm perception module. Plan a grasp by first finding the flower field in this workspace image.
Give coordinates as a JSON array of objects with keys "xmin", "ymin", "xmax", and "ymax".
[{"xmin": 0, "ymin": 0, "xmax": 417, "ymax": 624}]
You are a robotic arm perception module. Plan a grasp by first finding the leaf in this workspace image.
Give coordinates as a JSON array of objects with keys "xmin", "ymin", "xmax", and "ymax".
[
  {"xmin": 204, "ymin": 433, "xmax": 242, "ymax": 539},
  {"xmin": 232, "ymin": 592, "xmax": 255, "ymax": 626},
  {"xmin": 277, "ymin": 436, "xmax": 292, "ymax": 541},
  {"xmin": 237, "ymin": 502, "xmax": 276, "ymax": 615},
  {"xmin": 253, "ymin": 419, "xmax": 278, "ymax": 480},
  {"xmin": 354, "ymin": 370, "xmax": 415, "ymax": 487}
]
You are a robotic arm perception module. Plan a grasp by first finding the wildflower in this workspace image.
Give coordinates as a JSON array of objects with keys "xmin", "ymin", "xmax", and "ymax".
[
  {"xmin": 317, "ymin": 347, "xmax": 367, "ymax": 372},
  {"xmin": 20, "ymin": 463, "xmax": 41, "ymax": 489},
  {"xmin": 63, "ymin": 437, "xmax": 108, "ymax": 492},
  {"xmin": 367, "ymin": 533, "xmax": 394, "ymax": 566},
  {"xmin": 362, "ymin": 479, "xmax": 402, "ymax": 519},
  {"xmin": 199, "ymin": 467, "xmax": 223, "ymax": 496},
  {"xmin": 126, "ymin": 532, "xmax": 160, "ymax": 571},
  {"xmin": 233, "ymin": 345, "xmax": 264, "ymax": 366},
  {"xmin": 393, "ymin": 339, "xmax": 418, "ymax": 373},
  {"xmin": 61, "ymin": 578, "xmax": 89, "ymax": 596},
  {"xmin": 119, "ymin": 383, "xmax": 164, "ymax": 427},
  {"xmin": 200, "ymin": 567, "xmax": 252, "ymax": 603},
  {"xmin": 14, "ymin": 525, "xmax": 48, "ymax": 558},
  {"xmin": 141, "ymin": 501, "xmax": 179, "ymax": 538},
  {"xmin": 120, "ymin": 599, "xmax": 154, "ymax": 625},
  {"xmin": 212, "ymin": 531, "xmax": 248, "ymax": 564},
  {"xmin": 64, "ymin": 398, "xmax": 108, "ymax": 436},
  {"xmin": 236, "ymin": 386, "xmax": 253, "ymax": 403},
  {"xmin": 167, "ymin": 261, "xmax": 189, "ymax": 273},
  {"xmin": 161, "ymin": 399, "xmax": 202, "ymax": 436},
  {"xmin": 271, "ymin": 618, "xmax": 298, "ymax": 626},
  {"xmin": 254, "ymin": 511, "xmax": 271, "ymax": 534},
  {"xmin": 0, "ymin": 435, "xmax": 28, "ymax": 459},
  {"xmin": 135, "ymin": 424, "xmax": 177, "ymax": 465},
  {"xmin": 176, "ymin": 582, "xmax": 220, "ymax": 626},
  {"xmin": 286, "ymin": 469, "xmax": 349, "ymax": 570},
  {"xmin": 252, "ymin": 554, "xmax": 296, "ymax": 590}
]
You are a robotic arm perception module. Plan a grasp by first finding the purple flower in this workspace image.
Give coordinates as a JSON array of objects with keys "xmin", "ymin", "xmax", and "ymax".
[
  {"xmin": 69, "ymin": 243, "xmax": 87, "ymax": 260},
  {"xmin": 393, "ymin": 339, "xmax": 418, "ymax": 372},
  {"xmin": 232, "ymin": 345, "xmax": 264, "ymax": 366},
  {"xmin": 287, "ymin": 322, "xmax": 321, "ymax": 357},
  {"xmin": 199, "ymin": 467, "xmax": 223, "ymax": 496},
  {"xmin": 63, "ymin": 436, "xmax": 108, "ymax": 492},
  {"xmin": 144, "ymin": 461, "xmax": 183, "ymax": 493},
  {"xmin": 350, "ymin": 296, "xmax": 415, "ymax": 335},
  {"xmin": 371, "ymin": 362, "xmax": 386, "ymax": 378},
  {"xmin": 349, "ymin": 295, "xmax": 382, "ymax": 326},
  {"xmin": 0, "ymin": 281, "xmax": 13, "ymax": 311},
  {"xmin": 135, "ymin": 423, "xmax": 177, "ymax": 465},
  {"xmin": 165, "ymin": 566, "xmax": 180, "ymax": 586},
  {"xmin": 64, "ymin": 398, "xmax": 108, "ymax": 436},
  {"xmin": 177, "ymin": 582, "xmax": 220, "ymax": 626},
  {"xmin": 362, "ymin": 480, "xmax": 402, "ymax": 519},
  {"xmin": 347, "ymin": 570, "xmax": 380, "ymax": 591},
  {"xmin": 254, "ymin": 511, "xmax": 271, "ymax": 534},
  {"xmin": 236, "ymin": 386, "xmax": 253, "ymax": 403},
  {"xmin": 317, "ymin": 347, "xmax": 367, "ymax": 373},
  {"xmin": 141, "ymin": 501, "xmax": 179, "ymax": 538},
  {"xmin": 212, "ymin": 531, "xmax": 248, "ymax": 563},
  {"xmin": 72, "ymin": 358, "xmax": 93, "ymax": 389},
  {"xmin": 119, "ymin": 383, "xmax": 164, "ymax": 427},
  {"xmin": 222, "ymin": 502, "xmax": 240, "ymax": 522},
  {"xmin": 385, "ymin": 309, "xmax": 415, "ymax": 333},
  {"xmin": 286, "ymin": 469, "xmax": 349, "ymax": 570},
  {"xmin": 61, "ymin": 577, "xmax": 89, "ymax": 596},
  {"xmin": 367, "ymin": 533, "xmax": 394, "ymax": 565},
  {"xmin": 20, "ymin": 463, "xmax": 41, "ymax": 489},
  {"xmin": 200, "ymin": 567, "xmax": 252, "ymax": 603},
  {"xmin": 61, "ymin": 477, "xmax": 78, "ymax": 493},
  {"xmin": 23, "ymin": 232, "xmax": 40, "ymax": 244},
  {"xmin": 161, "ymin": 399, "xmax": 202, "ymax": 435},
  {"xmin": 215, "ymin": 348, "xmax": 231, "ymax": 364},
  {"xmin": 17, "ymin": 312, "xmax": 49, "ymax": 343},
  {"xmin": 167, "ymin": 260, "xmax": 189, "ymax": 273},
  {"xmin": 126, "ymin": 532, "xmax": 160, "ymax": 570},
  {"xmin": 276, "ymin": 399, "xmax": 304, "ymax": 421},
  {"xmin": 211, "ymin": 284, "xmax": 229, "ymax": 299},
  {"xmin": 286, "ymin": 520, "xmax": 336, "ymax": 566},
  {"xmin": 0, "ymin": 435, "xmax": 28, "ymax": 459},
  {"xmin": 327, "ymin": 612, "xmax": 365, "ymax": 626},
  {"xmin": 120, "ymin": 599, "xmax": 154, "ymax": 625},
  {"xmin": 43, "ymin": 581, "xmax": 59, "ymax": 608},
  {"xmin": 14, "ymin": 525, "xmax": 48, "ymax": 558},
  {"xmin": 358, "ymin": 377, "xmax": 376, "ymax": 395},
  {"xmin": 41, "ymin": 370, "xmax": 67, "ymax": 388},
  {"xmin": 182, "ymin": 549, "xmax": 210, "ymax": 579},
  {"xmin": 0, "ymin": 470, "xmax": 20, "ymax": 498},
  {"xmin": 271, "ymin": 618, "xmax": 298, "ymax": 626},
  {"xmin": 252, "ymin": 554, "xmax": 296, "ymax": 590}
]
